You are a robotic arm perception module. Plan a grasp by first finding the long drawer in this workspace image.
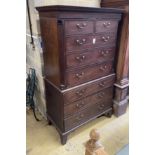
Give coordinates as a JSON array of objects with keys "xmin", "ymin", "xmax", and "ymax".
[
  {"xmin": 66, "ymin": 46, "xmax": 115, "ymax": 69},
  {"xmin": 64, "ymin": 87, "xmax": 113, "ymax": 118},
  {"xmin": 65, "ymin": 33, "xmax": 117, "ymax": 52},
  {"xmin": 64, "ymin": 100, "xmax": 112, "ymax": 131},
  {"xmin": 66, "ymin": 60, "xmax": 114, "ymax": 87},
  {"xmin": 63, "ymin": 74, "xmax": 115, "ymax": 102}
]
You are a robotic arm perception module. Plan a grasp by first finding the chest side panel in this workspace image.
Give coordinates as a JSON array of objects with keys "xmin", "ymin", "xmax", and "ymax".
[
  {"xmin": 40, "ymin": 17, "xmax": 61, "ymax": 87},
  {"xmin": 45, "ymin": 80, "xmax": 64, "ymax": 131}
]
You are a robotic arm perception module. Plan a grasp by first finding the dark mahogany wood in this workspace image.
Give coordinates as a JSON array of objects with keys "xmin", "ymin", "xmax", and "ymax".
[
  {"xmin": 36, "ymin": 5, "xmax": 123, "ymax": 144},
  {"xmin": 66, "ymin": 61, "xmax": 114, "ymax": 87},
  {"xmin": 66, "ymin": 46, "xmax": 116, "ymax": 69},
  {"xmin": 40, "ymin": 17, "xmax": 61, "ymax": 86},
  {"xmin": 60, "ymin": 134, "xmax": 68, "ymax": 145},
  {"xmin": 65, "ymin": 20, "xmax": 94, "ymax": 35},
  {"xmin": 64, "ymin": 102, "xmax": 112, "ymax": 131},
  {"xmin": 65, "ymin": 33, "xmax": 117, "ymax": 52},
  {"xmin": 64, "ymin": 87, "xmax": 113, "ymax": 118},
  {"xmin": 95, "ymin": 20, "xmax": 118, "ymax": 33},
  {"xmin": 95, "ymin": 32, "xmax": 117, "ymax": 47},
  {"xmin": 37, "ymin": 5, "xmax": 122, "ymax": 89},
  {"xmin": 63, "ymin": 74, "xmax": 115, "ymax": 103},
  {"xmin": 45, "ymin": 80, "xmax": 64, "ymax": 131},
  {"xmin": 36, "ymin": 5, "xmax": 124, "ymax": 13}
]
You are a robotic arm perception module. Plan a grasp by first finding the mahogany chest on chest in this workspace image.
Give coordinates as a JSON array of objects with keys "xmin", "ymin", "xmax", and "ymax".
[{"xmin": 36, "ymin": 5, "xmax": 122, "ymax": 144}]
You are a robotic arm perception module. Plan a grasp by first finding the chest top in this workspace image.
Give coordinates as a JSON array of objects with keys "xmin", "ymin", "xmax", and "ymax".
[{"xmin": 36, "ymin": 5, "xmax": 123, "ymax": 19}]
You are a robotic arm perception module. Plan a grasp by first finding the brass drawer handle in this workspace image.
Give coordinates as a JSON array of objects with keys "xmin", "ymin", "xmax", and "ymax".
[
  {"xmin": 76, "ymin": 89, "xmax": 86, "ymax": 97},
  {"xmin": 98, "ymin": 92, "xmax": 105, "ymax": 98},
  {"xmin": 76, "ymin": 23, "xmax": 87, "ymax": 29},
  {"xmin": 102, "ymin": 36, "xmax": 110, "ymax": 42},
  {"xmin": 75, "ymin": 72, "xmax": 84, "ymax": 79},
  {"xmin": 76, "ymin": 39, "xmax": 86, "ymax": 45},
  {"xmin": 76, "ymin": 101, "xmax": 85, "ymax": 108},
  {"xmin": 100, "ymin": 50, "xmax": 109, "ymax": 56},
  {"xmin": 76, "ymin": 114, "xmax": 84, "ymax": 121},
  {"xmin": 98, "ymin": 104, "xmax": 105, "ymax": 110},
  {"xmin": 103, "ymin": 22, "xmax": 111, "ymax": 28},
  {"xmin": 99, "ymin": 82, "xmax": 105, "ymax": 87},
  {"xmin": 75, "ymin": 55, "xmax": 86, "ymax": 62},
  {"xmin": 100, "ymin": 104, "xmax": 105, "ymax": 107},
  {"xmin": 98, "ymin": 107, "xmax": 104, "ymax": 110},
  {"xmin": 99, "ymin": 65, "xmax": 107, "ymax": 71}
]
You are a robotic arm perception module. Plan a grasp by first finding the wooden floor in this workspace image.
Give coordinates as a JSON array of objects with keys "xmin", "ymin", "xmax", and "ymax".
[{"xmin": 26, "ymin": 109, "xmax": 128, "ymax": 155}]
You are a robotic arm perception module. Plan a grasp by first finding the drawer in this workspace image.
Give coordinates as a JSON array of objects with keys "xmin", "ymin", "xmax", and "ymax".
[
  {"xmin": 66, "ymin": 34, "xmax": 93, "ymax": 51},
  {"xmin": 96, "ymin": 101, "xmax": 113, "ymax": 114},
  {"xmin": 66, "ymin": 33, "xmax": 117, "ymax": 52},
  {"xmin": 65, "ymin": 20, "xmax": 93, "ymax": 35},
  {"xmin": 66, "ymin": 47, "xmax": 115, "ymax": 68},
  {"xmin": 64, "ymin": 87, "xmax": 113, "ymax": 118},
  {"xmin": 64, "ymin": 100, "xmax": 112, "ymax": 131},
  {"xmin": 63, "ymin": 74, "xmax": 115, "ymax": 103},
  {"xmin": 95, "ymin": 20, "xmax": 118, "ymax": 33},
  {"xmin": 66, "ymin": 61, "xmax": 114, "ymax": 87},
  {"xmin": 95, "ymin": 33, "xmax": 117, "ymax": 47}
]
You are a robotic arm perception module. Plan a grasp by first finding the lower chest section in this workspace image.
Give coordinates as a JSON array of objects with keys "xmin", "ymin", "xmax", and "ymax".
[{"xmin": 45, "ymin": 74, "xmax": 115, "ymax": 132}]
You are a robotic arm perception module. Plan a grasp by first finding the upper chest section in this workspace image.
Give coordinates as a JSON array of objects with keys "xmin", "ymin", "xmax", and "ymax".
[{"xmin": 37, "ymin": 6, "xmax": 122, "ymax": 37}]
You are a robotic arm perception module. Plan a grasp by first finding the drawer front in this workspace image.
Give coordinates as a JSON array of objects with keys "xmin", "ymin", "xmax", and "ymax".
[
  {"xmin": 96, "ymin": 101, "xmax": 113, "ymax": 114},
  {"xmin": 64, "ymin": 100, "xmax": 112, "ymax": 131},
  {"xmin": 95, "ymin": 33, "xmax": 117, "ymax": 47},
  {"xmin": 66, "ymin": 47, "xmax": 115, "ymax": 68},
  {"xmin": 66, "ymin": 35, "xmax": 93, "ymax": 51},
  {"xmin": 66, "ymin": 33, "xmax": 117, "ymax": 52},
  {"xmin": 66, "ymin": 61, "xmax": 114, "ymax": 87},
  {"xmin": 64, "ymin": 74, "xmax": 115, "ymax": 103},
  {"xmin": 64, "ymin": 87, "xmax": 113, "ymax": 118},
  {"xmin": 65, "ymin": 20, "xmax": 94, "ymax": 35},
  {"xmin": 95, "ymin": 20, "xmax": 118, "ymax": 33}
]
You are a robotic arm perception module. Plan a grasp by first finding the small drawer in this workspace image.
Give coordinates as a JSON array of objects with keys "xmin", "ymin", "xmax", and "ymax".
[
  {"xmin": 66, "ymin": 61, "xmax": 114, "ymax": 87},
  {"xmin": 63, "ymin": 74, "xmax": 115, "ymax": 103},
  {"xmin": 64, "ymin": 100, "xmax": 112, "ymax": 131},
  {"xmin": 64, "ymin": 87, "xmax": 113, "ymax": 118},
  {"xmin": 66, "ymin": 47, "xmax": 115, "ymax": 68},
  {"xmin": 66, "ymin": 35, "xmax": 94, "ymax": 51},
  {"xmin": 95, "ymin": 20, "xmax": 118, "ymax": 33},
  {"xmin": 65, "ymin": 20, "xmax": 93, "ymax": 35},
  {"xmin": 95, "ymin": 33, "xmax": 117, "ymax": 47}
]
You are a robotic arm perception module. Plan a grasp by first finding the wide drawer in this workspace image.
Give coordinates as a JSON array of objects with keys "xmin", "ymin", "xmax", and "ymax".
[
  {"xmin": 63, "ymin": 74, "xmax": 115, "ymax": 102},
  {"xmin": 64, "ymin": 87, "xmax": 113, "ymax": 118},
  {"xmin": 95, "ymin": 20, "xmax": 118, "ymax": 33},
  {"xmin": 66, "ymin": 46, "xmax": 115, "ymax": 69},
  {"xmin": 65, "ymin": 20, "xmax": 93, "ymax": 35},
  {"xmin": 64, "ymin": 100, "xmax": 112, "ymax": 131},
  {"xmin": 66, "ymin": 33, "xmax": 117, "ymax": 52},
  {"xmin": 66, "ymin": 61, "xmax": 114, "ymax": 87}
]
